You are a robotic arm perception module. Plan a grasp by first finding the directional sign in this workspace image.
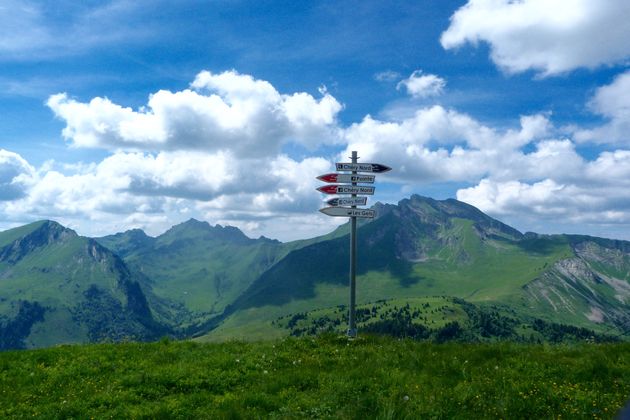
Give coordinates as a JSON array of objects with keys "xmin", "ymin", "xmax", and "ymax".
[
  {"xmin": 327, "ymin": 196, "xmax": 367, "ymax": 207},
  {"xmin": 317, "ymin": 173, "xmax": 375, "ymax": 184},
  {"xmin": 335, "ymin": 163, "xmax": 392, "ymax": 173},
  {"xmin": 320, "ymin": 207, "xmax": 376, "ymax": 218},
  {"xmin": 317, "ymin": 185, "xmax": 375, "ymax": 195}
]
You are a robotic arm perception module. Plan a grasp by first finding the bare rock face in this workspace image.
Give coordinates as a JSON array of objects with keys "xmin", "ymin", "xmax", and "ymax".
[{"xmin": 524, "ymin": 239, "xmax": 630, "ymax": 329}]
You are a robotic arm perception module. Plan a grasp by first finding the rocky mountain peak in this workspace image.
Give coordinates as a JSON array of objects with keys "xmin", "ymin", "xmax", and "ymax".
[
  {"xmin": 394, "ymin": 195, "xmax": 522, "ymax": 241},
  {"xmin": 159, "ymin": 218, "xmax": 251, "ymax": 245},
  {"xmin": 0, "ymin": 220, "xmax": 77, "ymax": 264}
]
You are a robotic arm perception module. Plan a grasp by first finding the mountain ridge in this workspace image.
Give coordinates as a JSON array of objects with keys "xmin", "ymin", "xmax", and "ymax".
[
  {"xmin": 201, "ymin": 195, "xmax": 630, "ymax": 341},
  {"xmin": 3, "ymin": 195, "xmax": 630, "ymax": 348},
  {"xmin": 0, "ymin": 221, "xmax": 168, "ymax": 349}
]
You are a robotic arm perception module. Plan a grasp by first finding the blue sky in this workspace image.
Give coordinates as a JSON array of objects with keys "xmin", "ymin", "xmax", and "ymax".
[{"xmin": 2, "ymin": 0, "xmax": 630, "ymax": 241}]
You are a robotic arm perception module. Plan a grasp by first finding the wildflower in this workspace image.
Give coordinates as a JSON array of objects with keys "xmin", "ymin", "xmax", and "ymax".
[
  {"xmin": 263, "ymin": 370, "xmax": 268, "ymax": 374},
  {"xmin": 403, "ymin": 395, "xmax": 410, "ymax": 402}
]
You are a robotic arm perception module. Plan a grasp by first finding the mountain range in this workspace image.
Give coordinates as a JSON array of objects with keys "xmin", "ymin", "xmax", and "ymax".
[{"xmin": 1, "ymin": 195, "xmax": 629, "ymax": 349}]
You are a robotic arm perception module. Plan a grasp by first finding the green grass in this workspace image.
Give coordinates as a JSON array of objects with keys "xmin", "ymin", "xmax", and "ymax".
[
  {"xmin": 1, "ymin": 336, "xmax": 629, "ymax": 418},
  {"xmin": 407, "ymin": 219, "xmax": 574, "ymax": 301},
  {"xmin": 0, "ymin": 220, "xmax": 47, "ymax": 248}
]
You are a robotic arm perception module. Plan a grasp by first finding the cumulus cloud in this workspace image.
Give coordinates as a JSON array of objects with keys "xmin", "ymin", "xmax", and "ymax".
[
  {"xmin": 338, "ymin": 97, "xmax": 630, "ymax": 236},
  {"xmin": 456, "ymin": 148, "xmax": 630, "ymax": 230},
  {"xmin": 0, "ymin": 149, "xmax": 36, "ymax": 200},
  {"xmin": 15, "ymin": 66, "xmax": 630, "ymax": 241},
  {"xmin": 456, "ymin": 177, "xmax": 630, "ymax": 226},
  {"xmin": 0, "ymin": 148, "xmax": 333, "ymax": 240},
  {"xmin": 341, "ymin": 106, "xmax": 555, "ymax": 183},
  {"xmin": 47, "ymin": 70, "xmax": 343, "ymax": 155},
  {"xmin": 397, "ymin": 70, "xmax": 446, "ymax": 98},
  {"xmin": 441, "ymin": 0, "xmax": 630, "ymax": 76},
  {"xmin": 574, "ymin": 70, "xmax": 630, "ymax": 144}
]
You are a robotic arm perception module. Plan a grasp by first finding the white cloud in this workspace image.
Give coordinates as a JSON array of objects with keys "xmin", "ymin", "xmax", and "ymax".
[
  {"xmin": 456, "ymin": 147, "xmax": 630, "ymax": 228},
  {"xmin": 16, "ymin": 66, "xmax": 630, "ymax": 242},
  {"xmin": 441, "ymin": 0, "xmax": 630, "ymax": 76},
  {"xmin": 0, "ymin": 148, "xmax": 333, "ymax": 241},
  {"xmin": 0, "ymin": 149, "xmax": 36, "ymax": 201},
  {"xmin": 338, "ymin": 99, "xmax": 630, "ymax": 237},
  {"xmin": 48, "ymin": 70, "xmax": 343, "ymax": 155},
  {"xmin": 457, "ymin": 178, "xmax": 630, "ymax": 229},
  {"xmin": 397, "ymin": 70, "xmax": 446, "ymax": 98},
  {"xmin": 341, "ymin": 106, "xmax": 555, "ymax": 183},
  {"xmin": 574, "ymin": 70, "xmax": 630, "ymax": 144},
  {"xmin": 457, "ymin": 179, "xmax": 575, "ymax": 217}
]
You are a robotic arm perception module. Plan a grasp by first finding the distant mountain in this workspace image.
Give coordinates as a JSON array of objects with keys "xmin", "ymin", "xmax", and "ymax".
[
  {"xmin": 0, "ymin": 221, "xmax": 167, "ymax": 350},
  {"xmin": 95, "ymin": 219, "xmax": 309, "ymax": 333},
  {"xmin": 3, "ymin": 195, "xmax": 630, "ymax": 349},
  {"xmin": 205, "ymin": 195, "xmax": 630, "ymax": 341}
]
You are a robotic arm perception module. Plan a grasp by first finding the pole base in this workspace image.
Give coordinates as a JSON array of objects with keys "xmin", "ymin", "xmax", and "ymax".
[{"xmin": 346, "ymin": 328, "xmax": 357, "ymax": 338}]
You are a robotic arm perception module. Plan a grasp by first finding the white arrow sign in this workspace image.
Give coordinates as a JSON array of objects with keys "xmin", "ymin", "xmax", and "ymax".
[{"xmin": 320, "ymin": 207, "xmax": 376, "ymax": 218}]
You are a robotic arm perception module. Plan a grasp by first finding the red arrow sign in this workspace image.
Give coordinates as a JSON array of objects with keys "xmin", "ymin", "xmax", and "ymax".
[{"xmin": 316, "ymin": 185, "xmax": 375, "ymax": 195}]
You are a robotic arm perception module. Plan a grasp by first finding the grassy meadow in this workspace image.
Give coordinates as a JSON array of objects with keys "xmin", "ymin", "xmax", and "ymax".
[{"xmin": 1, "ymin": 334, "xmax": 629, "ymax": 419}]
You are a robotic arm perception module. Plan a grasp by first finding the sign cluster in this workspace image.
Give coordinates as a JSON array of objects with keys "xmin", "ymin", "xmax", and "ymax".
[{"xmin": 316, "ymin": 162, "xmax": 391, "ymax": 219}]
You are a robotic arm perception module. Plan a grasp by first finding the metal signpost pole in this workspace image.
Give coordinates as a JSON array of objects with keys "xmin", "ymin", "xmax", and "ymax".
[{"xmin": 348, "ymin": 151, "xmax": 358, "ymax": 338}]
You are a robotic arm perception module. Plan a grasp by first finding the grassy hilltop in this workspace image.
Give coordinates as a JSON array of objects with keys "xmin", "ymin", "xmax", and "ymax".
[{"xmin": 1, "ymin": 335, "xmax": 629, "ymax": 419}]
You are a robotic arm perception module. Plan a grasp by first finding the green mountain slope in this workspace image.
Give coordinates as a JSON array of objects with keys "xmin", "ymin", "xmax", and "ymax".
[
  {"xmin": 4, "ymin": 195, "xmax": 630, "ymax": 348},
  {"xmin": 203, "ymin": 195, "xmax": 630, "ymax": 341},
  {"xmin": 522, "ymin": 235, "xmax": 630, "ymax": 329},
  {"xmin": 0, "ymin": 221, "xmax": 166, "ymax": 349},
  {"xmin": 96, "ymin": 219, "xmax": 345, "ymax": 333}
]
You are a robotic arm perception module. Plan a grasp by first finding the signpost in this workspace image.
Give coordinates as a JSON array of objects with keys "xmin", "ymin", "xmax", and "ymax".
[{"xmin": 316, "ymin": 151, "xmax": 391, "ymax": 338}]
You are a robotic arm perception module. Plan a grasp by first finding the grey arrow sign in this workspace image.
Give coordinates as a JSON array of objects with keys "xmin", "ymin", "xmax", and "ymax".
[
  {"xmin": 319, "ymin": 207, "xmax": 376, "ymax": 218},
  {"xmin": 327, "ymin": 197, "xmax": 368, "ymax": 206}
]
